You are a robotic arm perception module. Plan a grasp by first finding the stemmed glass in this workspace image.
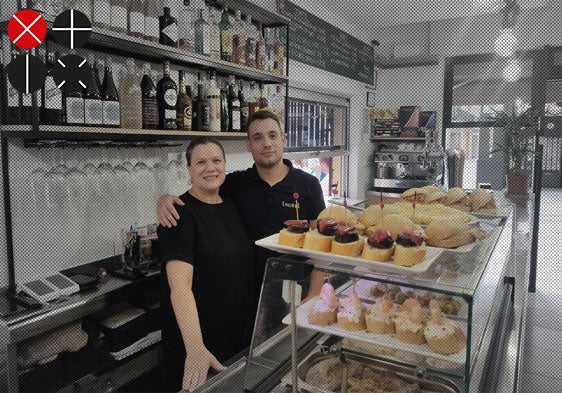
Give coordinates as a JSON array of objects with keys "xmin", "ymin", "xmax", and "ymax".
[
  {"xmin": 167, "ymin": 152, "xmax": 188, "ymax": 195},
  {"xmin": 132, "ymin": 155, "xmax": 155, "ymax": 227}
]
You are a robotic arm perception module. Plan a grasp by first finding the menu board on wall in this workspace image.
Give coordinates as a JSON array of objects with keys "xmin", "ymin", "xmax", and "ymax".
[{"xmin": 285, "ymin": 2, "xmax": 374, "ymax": 85}]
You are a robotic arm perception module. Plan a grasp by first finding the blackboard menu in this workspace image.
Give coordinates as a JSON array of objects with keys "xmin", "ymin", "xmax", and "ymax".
[{"xmin": 285, "ymin": 2, "xmax": 374, "ymax": 85}]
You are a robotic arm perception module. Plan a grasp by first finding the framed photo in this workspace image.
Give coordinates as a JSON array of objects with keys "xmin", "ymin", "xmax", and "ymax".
[{"xmin": 366, "ymin": 90, "xmax": 376, "ymax": 107}]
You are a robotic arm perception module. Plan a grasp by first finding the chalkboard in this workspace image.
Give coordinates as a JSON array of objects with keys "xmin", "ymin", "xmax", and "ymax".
[{"xmin": 285, "ymin": 2, "xmax": 374, "ymax": 85}]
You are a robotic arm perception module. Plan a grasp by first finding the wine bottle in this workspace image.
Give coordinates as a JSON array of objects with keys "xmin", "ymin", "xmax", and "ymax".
[
  {"xmin": 219, "ymin": 7, "xmax": 233, "ymax": 62},
  {"xmin": 238, "ymin": 81, "xmax": 249, "ymax": 133},
  {"xmin": 228, "ymin": 75, "xmax": 241, "ymax": 132},
  {"xmin": 93, "ymin": 0, "xmax": 111, "ymax": 29},
  {"xmin": 245, "ymin": 15, "xmax": 257, "ymax": 68},
  {"xmin": 178, "ymin": 0, "xmax": 196, "ymax": 52},
  {"xmin": 110, "ymin": 0, "xmax": 128, "ymax": 34},
  {"xmin": 193, "ymin": 72, "xmax": 210, "ymax": 131},
  {"xmin": 176, "ymin": 70, "xmax": 192, "ymax": 131},
  {"xmin": 258, "ymin": 82, "xmax": 268, "ymax": 109},
  {"xmin": 144, "ymin": 0, "xmax": 159, "ymax": 42},
  {"xmin": 6, "ymin": 50, "xmax": 20, "ymax": 124},
  {"xmin": 220, "ymin": 80, "xmax": 229, "ymax": 132},
  {"xmin": 141, "ymin": 63, "xmax": 158, "ymax": 129},
  {"xmin": 128, "ymin": 0, "xmax": 145, "ymax": 38},
  {"xmin": 159, "ymin": 5, "xmax": 179, "ymax": 48},
  {"xmin": 207, "ymin": 69, "xmax": 221, "ymax": 132},
  {"xmin": 83, "ymin": 55, "xmax": 103, "ymax": 126},
  {"xmin": 232, "ymin": 10, "xmax": 246, "ymax": 65},
  {"xmin": 120, "ymin": 58, "xmax": 143, "ymax": 129},
  {"xmin": 273, "ymin": 28, "xmax": 285, "ymax": 75},
  {"xmin": 194, "ymin": 9, "xmax": 211, "ymax": 56},
  {"xmin": 208, "ymin": 6, "xmax": 221, "ymax": 60},
  {"xmin": 256, "ymin": 23, "xmax": 266, "ymax": 70},
  {"xmin": 156, "ymin": 60, "xmax": 177, "ymax": 130},
  {"xmin": 101, "ymin": 61, "xmax": 121, "ymax": 127},
  {"xmin": 247, "ymin": 81, "xmax": 259, "ymax": 117}
]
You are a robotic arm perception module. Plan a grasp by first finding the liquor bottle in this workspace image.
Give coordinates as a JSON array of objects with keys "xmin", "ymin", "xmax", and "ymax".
[
  {"xmin": 258, "ymin": 82, "xmax": 268, "ymax": 109},
  {"xmin": 101, "ymin": 61, "xmax": 121, "ymax": 127},
  {"xmin": 220, "ymin": 79, "xmax": 229, "ymax": 132},
  {"xmin": 238, "ymin": 81, "xmax": 249, "ymax": 133},
  {"xmin": 144, "ymin": 0, "xmax": 160, "ymax": 42},
  {"xmin": 245, "ymin": 15, "xmax": 257, "ymax": 68},
  {"xmin": 140, "ymin": 63, "xmax": 158, "ymax": 129},
  {"xmin": 193, "ymin": 72, "xmax": 210, "ymax": 131},
  {"xmin": 63, "ymin": 89, "xmax": 85, "ymax": 126},
  {"xmin": 255, "ymin": 23, "xmax": 266, "ymax": 70},
  {"xmin": 247, "ymin": 81, "xmax": 259, "ymax": 117},
  {"xmin": 208, "ymin": 6, "xmax": 221, "ymax": 60},
  {"xmin": 176, "ymin": 70, "xmax": 192, "ymax": 131},
  {"xmin": 228, "ymin": 75, "xmax": 241, "ymax": 132},
  {"xmin": 110, "ymin": 0, "xmax": 128, "ymax": 34},
  {"xmin": 159, "ymin": 5, "xmax": 179, "ymax": 48},
  {"xmin": 93, "ymin": 59, "xmax": 104, "ymax": 93},
  {"xmin": 128, "ymin": 0, "xmax": 145, "ymax": 38},
  {"xmin": 207, "ymin": 70, "xmax": 221, "ymax": 132},
  {"xmin": 178, "ymin": 0, "xmax": 196, "ymax": 51},
  {"xmin": 232, "ymin": 10, "xmax": 246, "ymax": 65},
  {"xmin": 6, "ymin": 50, "xmax": 21, "ymax": 124},
  {"xmin": 219, "ymin": 8, "xmax": 233, "ymax": 62},
  {"xmin": 83, "ymin": 55, "xmax": 103, "ymax": 126},
  {"xmin": 270, "ymin": 85, "xmax": 285, "ymax": 123},
  {"xmin": 273, "ymin": 28, "xmax": 285, "ymax": 75},
  {"xmin": 93, "ymin": 0, "xmax": 111, "ymax": 29},
  {"xmin": 194, "ymin": 9, "xmax": 211, "ymax": 56},
  {"xmin": 156, "ymin": 60, "xmax": 177, "ymax": 129},
  {"xmin": 120, "ymin": 58, "xmax": 143, "ymax": 129},
  {"xmin": 264, "ymin": 28, "xmax": 275, "ymax": 72}
]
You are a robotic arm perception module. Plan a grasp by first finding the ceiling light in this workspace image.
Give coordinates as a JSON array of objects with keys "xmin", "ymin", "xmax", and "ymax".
[
  {"xmin": 503, "ymin": 59, "xmax": 521, "ymax": 82},
  {"xmin": 495, "ymin": 28, "xmax": 517, "ymax": 57}
]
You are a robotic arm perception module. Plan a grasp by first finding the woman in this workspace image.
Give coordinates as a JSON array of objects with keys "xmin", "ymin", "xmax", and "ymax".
[{"xmin": 157, "ymin": 137, "xmax": 254, "ymax": 392}]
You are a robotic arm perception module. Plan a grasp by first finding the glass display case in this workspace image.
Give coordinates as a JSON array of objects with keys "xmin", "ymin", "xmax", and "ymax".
[{"xmin": 244, "ymin": 209, "xmax": 514, "ymax": 393}]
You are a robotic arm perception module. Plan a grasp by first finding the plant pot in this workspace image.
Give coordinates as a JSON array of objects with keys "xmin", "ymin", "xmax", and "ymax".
[{"xmin": 506, "ymin": 173, "xmax": 528, "ymax": 194}]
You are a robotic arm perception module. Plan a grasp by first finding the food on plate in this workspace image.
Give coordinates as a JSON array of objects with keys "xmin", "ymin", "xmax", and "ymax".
[
  {"xmin": 366, "ymin": 296, "xmax": 396, "ymax": 334},
  {"xmin": 371, "ymin": 214, "xmax": 421, "ymax": 239},
  {"xmin": 369, "ymin": 283, "xmax": 401, "ymax": 299},
  {"xmin": 361, "ymin": 229, "xmax": 395, "ymax": 262},
  {"xmin": 303, "ymin": 218, "xmax": 337, "ymax": 252},
  {"xmin": 400, "ymin": 187, "xmax": 431, "ymax": 203},
  {"xmin": 425, "ymin": 190, "xmax": 448, "ymax": 204},
  {"xmin": 316, "ymin": 205, "xmax": 365, "ymax": 234},
  {"xmin": 358, "ymin": 203, "xmax": 399, "ymax": 228},
  {"xmin": 424, "ymin": 219, "xmax": 486, "ymax": 248},
  {"xmin": 470, "ymin": 188, "xmax": 497, "ymax": 213},
  {"xmin": 393, "ymin": 231, "xmax": 427, "ymax": 267},
  {"xmin": 337, "ymin": 291, "xmax": 366, "ymax": 331},
  {"xmin": 331, "ymin": 226, "xmax": 364, "ymax": 257},
  {"xmin": 424, "ymin": 299, "xmax": 466, "ymax": 354},
  {"xmin": 393, "ymin": 298, "xmax": 427, "ymax": 344},
  {"xmin": 308, "ymin": 282, "xmax": 340, "ymax": 325},
  {"xmin": 445, "ymin": 187, "xmax": 472, "ymax": 212},
  {"xmin": 278, "ymin": 219, "xmax": 310, "ymax": 248},
  {"xmin": 436, "ymin": 295, "xmax": 461, "ymax": 316}
]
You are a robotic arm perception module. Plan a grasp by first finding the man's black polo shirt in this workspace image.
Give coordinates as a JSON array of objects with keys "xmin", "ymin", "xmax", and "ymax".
[{"xmin": 220, "ymin": 159, "xmax": 325, "ymax": 283}]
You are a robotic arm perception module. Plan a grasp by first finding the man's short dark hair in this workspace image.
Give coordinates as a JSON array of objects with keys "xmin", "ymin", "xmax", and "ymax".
[
  {"xmin": 247, "ymin": 109, "xmax": 282, "ymax": 134},
  {"xmin": 185, "ymin": 136, "xmax": 225, "ymax": 166}
]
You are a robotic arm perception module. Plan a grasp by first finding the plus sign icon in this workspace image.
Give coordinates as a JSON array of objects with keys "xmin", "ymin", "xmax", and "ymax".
[
  {"xmin": 7, "ymin": 9, "xmax": 47, "ymax": 49},
  {"xmin": 52, "ymin": 9, "xmax": 92, "ymax": 49}
]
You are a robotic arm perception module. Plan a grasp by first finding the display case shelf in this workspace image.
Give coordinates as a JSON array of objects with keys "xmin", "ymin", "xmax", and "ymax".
[{"xmin": 370, "ymin": 137, "xmax": 426, "ymax": 141}]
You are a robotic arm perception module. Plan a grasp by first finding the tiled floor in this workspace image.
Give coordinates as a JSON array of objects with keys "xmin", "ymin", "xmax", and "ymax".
[{"xmin": 519, "ymin": 188, "xmax": 562, "ymax": 392}]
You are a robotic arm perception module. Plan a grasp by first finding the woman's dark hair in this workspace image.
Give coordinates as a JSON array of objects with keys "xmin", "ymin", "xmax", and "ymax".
[
  {"xmin": 185, "ymin": 137, "xmax": 225, "ymax": 166},
  {"xmin": 247, "ymin": 109, "xmax": 282, "ymax": 134}
]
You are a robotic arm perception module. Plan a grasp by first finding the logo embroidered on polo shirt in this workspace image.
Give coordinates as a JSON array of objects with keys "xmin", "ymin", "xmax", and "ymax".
[{"xmin": 282, "ymin": 201, "xmax": 297, "ymax": 208}]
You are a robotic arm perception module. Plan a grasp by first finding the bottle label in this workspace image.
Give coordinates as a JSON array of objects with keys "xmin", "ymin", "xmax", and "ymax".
[
  {"xmin": 162, "ymin": 23, "xmax": 179, "ymax": 43},
  {"xmin": 209, "ymin": 98, "xmax": 221, "ymax": 132},
  {"xmin": 232, "ymin": 110, "xmax": 241, "ymax": 131},
  {"xmin": 130, "ymin": 12, "xmax": 144, "ymax": 35},
  {"xmin": 185, "ymin": 105, "xmax": 193, "ymax": 130},
  {"xmin": 164, "ymin": 89, "xmax": 177, "ymax": 107},
  {"xmin": 84, "ymin": 98, "xmax": 103, "ymax": 124},
  {"xmin": 202, "ymin": 104, "xmax": 211, "ymax": 126},
  {"xmin": 246, "ymin": 38, "xmax": 257, "ymax": 65},
  {"xmin": 165, "ymin": 109, "xmax": 176, "ymax": 121},
  {"xmin": 93, "ymin": 0, "xmax": 107, "ymax": 24},
  {"xmin": 103, "ymin": 101, "xmax": 120, "ymax": 125},
  {"xmin": 233, "ymin": 35, "xmax": 246, "ymax": 65},
  {"xmin": 66, "ymin": 96, "xmax": 85, "ymax": 124},
  {"xmin": 142, "ymin": 97, "xmax": 158, "ymax": 127},
  {"xmin": 210, "ymin": 30, "xmax": 220, "ymax": 57},
  {"xmin": 145, "ymin": 17, "xmax": 159, "ymax": 39},
  {"xmin": 111, "ymin": 5, "xmax": 127, "ymax": 30},
  {"xmin": 202, "ymin": 25, "xmax": 211, "ymax": 55},
  {"xmin": 241, "ymin": 105, "xmax": 249, "ymax": 120},
  {"xmin": 221, "ymin": 30, "xmax": 233, "ymax": 55},
  {"xmin": 45, "ymin": 79, "xmax": 62, "ymax": 110},
  {"xmin": 22, "ymin": 93, "xmax": 32, "ymax": 107}
]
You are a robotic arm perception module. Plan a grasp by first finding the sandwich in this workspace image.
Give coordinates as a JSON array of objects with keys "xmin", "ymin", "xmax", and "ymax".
[
  {"xmin": 372, "ymin": 214, "xmax": 421, "ymax": 239},
  {"xmin": 278, "ymin": 219, "xmax": 310, "ymax": 248},
  {"xmin": 393, "ymin": 231, "xmax": 426, "ymax": 267},
  {"xmin": 400, "ymin": 188, "xmax": 430, "ymax": 204},
  {"xmin": 425, "ymin": 190, "xmax": 448, "ymax": 204},
  {"xmin": 303, "ymin": 218, "xmax": 337, "ymax": 252},
  {"xmin": 445, "ymin": 187, "xmax": 472, "ymax": 212},
  {"xmin": 331, "ymin": 225, "xmax": 364, "ymax": 257},
  {"xmin": 470, "ymin": 188, "xmax": 496, "ymax": 213},
  {"xmin": 424, "ymin": 219, "xmax": 486, "ymax": 248},
  {"xmin": 361, "ymin": 229, "xmax": 395, "ymax": 262},
  {"xmin": 317, "ymin": 205, "xmax": 365, "ymax": 234}
]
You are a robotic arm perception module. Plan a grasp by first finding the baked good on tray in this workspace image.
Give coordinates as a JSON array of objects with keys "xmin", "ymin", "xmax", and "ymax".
[
  {"xmin": 393, "ymin": 231, "xmax": 426, "ymax": 267},
  {"xmin": 365, "ymin": 296, "xmax": 396, "ymax": 334},
  {"xmin": 393, "ymin": 298, "xmax": 426, "ymax": 345},
  {"xmin": 470, "ymin": 188, "xmax": 497, "ymax": 213},
  {"xmin": 424, "ymin": 219, "xmax": 486, "ymax": 248},
  {"xmin": 308, "ymin": 283, "xmax": 340, "ymax": 325},
  {"xmin": 278, "ymin": 219, "xmax": 310, "ymax": 248},
  {"xmin": 424, "ymin": 299, "xmax": 466, "ymax": 354},
  {"xmin": 302, "ymin": 218, "xmax": 337, "ymax": 252},
  {"xmin": 331, "ymin": 226, "xmax": 364, "ymax": 257},
  {"xmin": 361, "ymin": 229, "xmax": 395, "ymax": 262},
  {"xmin": 445, "ymin": 187, "xmax": 472, "ymax": 212},
  {"xmin": 337, "ymin": 290, "xmax": 366, "ymax": 331}
]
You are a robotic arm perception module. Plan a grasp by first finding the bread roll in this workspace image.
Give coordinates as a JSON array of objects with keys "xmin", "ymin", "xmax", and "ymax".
[
  {"xmin": 393, "ymin": 242, "xmax": 426, "ymax": 266},
  {"xmin": 424, "ymin": 219, "xmax": 486, "ymax": 248},
  {"xmin": 361, "ymin": 242, "xmax": 395, "ymax": 262},
  {"xmin": 317, "ymin": 205, "xmax": 357, "ymax": 225},
  {"xmin": 375, "ymin": 214, "xmax": 420, "ymax": 238},
  {"xmin": 401, "ymin": 188, "xmax": 430, "ymax": 203},
  {"xmin": 278, "ymin": 229, "xmax": 306, "ymax": 248},
  {"xmin": 425, "ymin": 190, "xmax": 447, "ymax": 204},
  {"xmin": 471, "ymin": 188, "xmax": 496, "ymax": 212},
  {"xmin": 358, "ymin": 205, "xmax": 384, "ymax": 227},
  {"xmin": 303, "ymin": 230, "xmax": 333, "ymax": 252},
  {"xmin": 331, "ymin": 238, "xmax": 364, "ymax": 257}
]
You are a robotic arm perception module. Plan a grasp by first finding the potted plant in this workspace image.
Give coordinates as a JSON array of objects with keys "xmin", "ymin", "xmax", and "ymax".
[{"xmin": 489, "ymin": 107, "xmax": 540, "ymax": 194}]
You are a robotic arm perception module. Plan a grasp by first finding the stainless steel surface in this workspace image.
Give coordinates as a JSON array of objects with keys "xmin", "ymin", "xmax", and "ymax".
[{"xmin": 372, "ymin": 177, "xmax": 431, "ymax": 189}]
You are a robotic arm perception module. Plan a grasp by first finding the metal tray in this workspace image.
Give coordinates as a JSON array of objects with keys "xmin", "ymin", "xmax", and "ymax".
[{"xmin": 281, "ymin": 350, "xmax": 460, "ymax": 393}]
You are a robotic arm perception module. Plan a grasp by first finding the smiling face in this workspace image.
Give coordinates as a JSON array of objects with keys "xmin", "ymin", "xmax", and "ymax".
[
  {"xmin": 187, "ymin": 143, "xmax": 226, "ymax": 194},
  {"xmin": 246, "ymin": 118, "xmax": 287, "ymax": 169}
]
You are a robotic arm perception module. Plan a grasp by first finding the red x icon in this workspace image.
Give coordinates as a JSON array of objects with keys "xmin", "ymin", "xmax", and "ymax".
[{"xmin": 7, "ymin": 9, "xmax": 47, "ymax": 49}]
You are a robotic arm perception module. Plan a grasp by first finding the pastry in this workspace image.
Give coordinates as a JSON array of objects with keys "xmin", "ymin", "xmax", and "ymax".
[
  {"xmin": 393, "ymin": 298, "xmax": 426, "ymax": 344},
  {"xmin": 366, "ymin": 296, "xmax": 395, "ymax": 334},
  {"xmin": 425, "ymin": 190, "xmax": 448, "ymax": 204},
  {"xmin": 337, "ymin": 291, "xmax": 366, "ymax": 331},
  {"xmin": 445, "ymin": 187, "xmax": 472, "ymax": 212},
  {"xmin": 278, "ymin": 219, "xmax": 310, "ymax": 248},
  {"xmin": 372, "ymin": 213, "xmax": 421, "ymax": 239},
  {"xmin": 424, "ymin": 299, "xmax": 466, "ymax": 354},
  {"xmin": 308, "ymin": 283, "xmax": 340, "ymax": 325},
  {"xmin": 361, "ymin": 229, "xmax": 395, "ymax": 262},
  {"xmin": 424, "ymin": 219, "xmax": 486, "ymax": 248},
  {"xmin": 393, "ymin": 231, "xmax": 426, "ymax": 267},
  {"xmin": 303, "ymin": 218, "xmax": 337, "ymax": 252},
  {"xmin": 400, "ymin": 187, "xmax": 430, "ymax": 203},
  {"xmin": 470, "ymin": 188, "xmax": 497, "ymax": 213},
  {"xmin": 331, "ymin": 226, "xmax": 364, "ymax": 257},
  {"xmin": 317, "ymin": 205, "xmax": 364, "ymax": 234}
]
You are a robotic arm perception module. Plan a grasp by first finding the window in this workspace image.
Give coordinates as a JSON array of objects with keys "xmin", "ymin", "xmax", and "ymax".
[{"xmin": 285, "ymin": 86, "xmax": 349, "ymax": 197}]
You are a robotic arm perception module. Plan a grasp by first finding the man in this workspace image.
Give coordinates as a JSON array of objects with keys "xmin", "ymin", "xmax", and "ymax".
[{"xmin": 157, "ymin": 109, "xmax": 326, "ymax": 314}]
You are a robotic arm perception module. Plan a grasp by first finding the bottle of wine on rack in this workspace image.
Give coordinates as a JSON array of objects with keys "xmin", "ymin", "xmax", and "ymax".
[
  {"xmin": 219, "ymin": 7, "xmax": 233, "ymax": 62},
  {"xmin": 101, "ymin": 61, "xmax": 120, "ymax": 128},
  {"xmin": 194, "ymin": 9, "xmax": 211, "ymax": 56},
  {"xmin": 83, "ymin": 55, "xmax": 103, "ymax": 126},
  {"xmin": 41, "ymin": 51, "xmax": 63, "ymax": 125},
  {"xmin": 141, "ymin": 63, "xmax": 158, "ymax": 129},
  {"xmin": 245, "ymin": 15, "xmax": 257, "ymax": 68},
  {"xmin": 159, "ymin": 5, "xmax": 179, "ymax": 48},
  {"xmin": 156, "ymin": 60, "xmax": 178, "ymax": 130},
  {"xmin": 228, "ymin": 75, "xmax": 241, "ymax": 132},
  {"xmin": 193, "ymin": 72, "xmax": 210, "ymax": 131},
  {"xmin": 176, "ymin": 70, "xmax": 192, "ymax": 131},
  {"xmin": 220, "ymin": 79, "xmax": 229, "ymax": 132},
  {"xmin": 238, "ymin": 81, "xmax": 249, "ymax": 133},
  {"xmin": 64, "ymin": 89, "xmax": 85, "ymax": 126},
  {"xmin": 207, "ymin": 69, "xmax": 221, "ymax": 132},
  {"xmin": 120, "ymin": 58, "xmax": 143, "ymax": 129},
  {"xmin": 232, "ymin": 10, "xmax": 246, "ymax": 65}
]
